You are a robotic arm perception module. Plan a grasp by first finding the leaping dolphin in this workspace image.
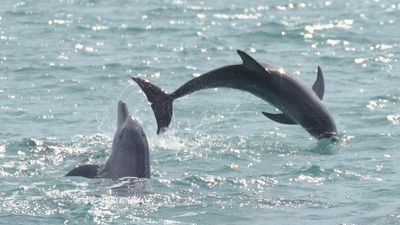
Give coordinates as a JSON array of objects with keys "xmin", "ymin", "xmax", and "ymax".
[
  {"xmin": 66, "ymin": 100, "xmax": 150, "ymax": 179},
  {"xmin": 132, "ymin": 50, "xmax": 337, "ymax": 140}
]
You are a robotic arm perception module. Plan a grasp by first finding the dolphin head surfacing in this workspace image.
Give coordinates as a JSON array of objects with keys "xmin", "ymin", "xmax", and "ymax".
[
  {"xmin": 66, "ymin": 101, "xmax": 150, "ymax": 179},
  {"xmin": 103, "ymin": 101, "xmax": 151, "ymax": 179}
]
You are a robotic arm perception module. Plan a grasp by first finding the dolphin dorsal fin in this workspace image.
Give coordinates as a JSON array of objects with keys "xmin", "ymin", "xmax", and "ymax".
[
  {"xmin": 312, "ymin": 66, "xmax": 325, "ymax": 100},
  {"xmin": 117, "ymin": 101, "xmax": 130, "ymax": 128},
  {"xmin": 237, "ymin": 50, "xmax": 268, "ymax": 74},
  {"xmin": 262, "ymin": 112, "xmax": 297, "ymax": 125}
]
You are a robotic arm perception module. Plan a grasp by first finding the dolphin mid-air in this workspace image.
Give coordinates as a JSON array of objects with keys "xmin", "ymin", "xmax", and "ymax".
[
  {"xmin": 132, "ymin": 50, "xmax": 337, "ymax": 140},
  {"xmin": 66, "ymin": 100, "xmax": 150, "ymax": 179}
]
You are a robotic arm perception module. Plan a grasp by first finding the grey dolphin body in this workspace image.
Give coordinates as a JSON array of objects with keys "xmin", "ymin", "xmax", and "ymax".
[
  {"xmin": 66, "ymin": 101, "xmax": 150, "ymax": 179},
  {"xmin": 132, "ymin": 50, "xmax": 337, "ymax": 140}
]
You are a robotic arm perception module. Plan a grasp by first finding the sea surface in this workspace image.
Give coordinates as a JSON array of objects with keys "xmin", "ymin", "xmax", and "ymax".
[{"xmin": 0, "ymin": 0, "xmax": 399, "ymax": 224}]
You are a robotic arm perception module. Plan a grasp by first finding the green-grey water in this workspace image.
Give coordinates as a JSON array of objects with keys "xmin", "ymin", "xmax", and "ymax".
[{"xmin": 0, "ymin": 0, "xmax": 399, "ymax": 224}]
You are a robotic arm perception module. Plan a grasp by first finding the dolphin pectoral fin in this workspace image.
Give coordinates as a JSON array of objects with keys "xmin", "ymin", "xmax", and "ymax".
[
  {"xmin": 312, "ymin": 66, "xmax": 325, "ymax": 100},
  {"xmin": 262, "ymin": 112, "xmax": 297, "ymax": 125},
  {"xmin": 66, "ymin": 164, "xmax": 100, "ymax": 178},
  {"xmin": 237, "ymin": 50, "xmax": 269, "ymax": 75}
]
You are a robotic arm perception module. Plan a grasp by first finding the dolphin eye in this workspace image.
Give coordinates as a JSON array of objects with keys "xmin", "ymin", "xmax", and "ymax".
[{"xmin": 119, "ymin": 129, "xmax": 125, "ymax": 139}]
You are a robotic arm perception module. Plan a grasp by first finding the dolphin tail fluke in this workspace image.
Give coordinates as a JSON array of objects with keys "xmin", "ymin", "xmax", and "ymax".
[{"xmin": 132, "ymin": 77, "xmax": 173, "ymax": 134}]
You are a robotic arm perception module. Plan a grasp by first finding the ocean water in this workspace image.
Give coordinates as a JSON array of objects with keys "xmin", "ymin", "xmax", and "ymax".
[{"xmin": 0, "ymin": 0, "xmax": 399, "ymax": 224}]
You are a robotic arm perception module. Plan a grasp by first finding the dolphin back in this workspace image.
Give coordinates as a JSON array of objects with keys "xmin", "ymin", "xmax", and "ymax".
[{"xmin": 132, "ymin": 77, "xmax": 173, "ymax": 134}]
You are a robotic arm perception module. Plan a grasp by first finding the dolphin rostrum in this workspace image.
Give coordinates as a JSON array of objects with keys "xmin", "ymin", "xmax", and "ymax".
[
  {"xmin": 132, "ymin": 50, "xmax": 337, "ymax": 140},
  {"xmin": 66, "ymin": 100, "xmax": 150, "ymax": 179}
]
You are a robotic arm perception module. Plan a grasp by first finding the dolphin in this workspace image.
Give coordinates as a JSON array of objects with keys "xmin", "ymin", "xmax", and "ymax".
[
  {"xmin": 132, "ymin": 50, "xmax": 337, "ymax": 140},
  {"xmin": 66, "ymin": 100, "xmax": 150, "ymax": 179}
]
